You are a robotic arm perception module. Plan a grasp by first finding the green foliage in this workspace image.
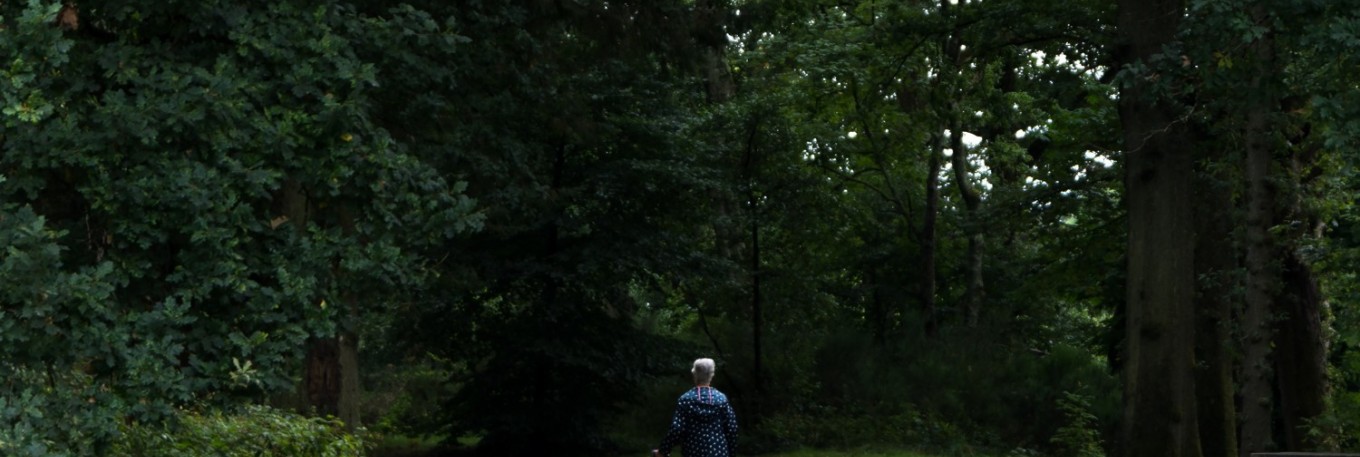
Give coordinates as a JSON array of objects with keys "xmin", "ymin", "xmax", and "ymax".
[
  {"xmin": 0, "ymin": 201, "xmax": 133, "ymax": 456},
  {"xmin": 6, "ymin": 1, "xmax": 1360, "ymax": 456},
  {"xmin": 361, "ymin": 357, "xmax": 456, "ymax": 438},
  {"xmin": 110, "ymin": 405, "xmax": 369, "ymax": 457},
  {"xmin": 0, "ymin": 367, "xmax": 122, "ymax": 457},
  {"xmin": 1317, "ymin": 162, "xmax": 1360, "ymax": 453},
  {"xmin": 1300, "ymin": 377, "xmax": 1360, "ymax": 452},
  {"xmin": 367, "ymin": 2, "xmax": 723, "ymax": 454},
  {"xmin": 1049, "ymin": 391, "xmax": 1105, "ymax": 457},
  {"xmin": 2, "ymin": 0, "xmax": 478, "ymax": 454}
]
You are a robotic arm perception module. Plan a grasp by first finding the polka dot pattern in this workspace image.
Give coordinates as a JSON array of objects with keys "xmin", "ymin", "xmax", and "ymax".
[{"xmin": 657, "ymin": 386, "xmax": 738, "ymax": 457}]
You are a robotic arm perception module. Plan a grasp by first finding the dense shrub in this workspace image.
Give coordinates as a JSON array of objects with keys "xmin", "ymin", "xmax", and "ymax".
[
  {"xmin": 111, "ymin": 405, "xmax": 370, "ymax": 457},
  {"xmin": 0, "ymin": 367, "xmax": 122, "ymax": 457},
  {"xmin": 1049, "ymin": 391, "xmax": 1104, "ymax": 457}
]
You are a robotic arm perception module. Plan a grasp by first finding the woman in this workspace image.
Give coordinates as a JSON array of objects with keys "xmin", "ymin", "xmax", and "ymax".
[{"xmin": 653, "ymin": 358, "xmax": 738, "ymax": 457}]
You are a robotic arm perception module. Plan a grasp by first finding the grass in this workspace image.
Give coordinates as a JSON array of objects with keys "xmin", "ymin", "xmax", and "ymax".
[
  {"xmin": 614, "ymin": 449, "xmax": 941, "ymax": 457},
  {"xmin": 370, "ymin": 436, "xmax": 945, "ymax": 457},
  {"xmin": 369, "ymin": 433, "xmax": 482, "ymax": 457},
  {"xmin": 370, "ymin": 434, "xmax": 442, "ymax": 457},
  {"xmin": 761, "ymin": 450, "xmax": 939, "ymax": 457}
]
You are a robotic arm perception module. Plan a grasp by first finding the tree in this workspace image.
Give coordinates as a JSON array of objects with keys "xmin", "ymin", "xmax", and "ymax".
[
  {"xmin": 1178, "ymin": 1, "xmax": 1342, "ymax": 452},
  {"xmin": 1, "ymin": 1, "xmax": 478, "ymax": 452},
  {"xmin": 1191, "ymin": 125, "xmax": 1239, "ymax": 457},
  {"xmin": 374, "ymin": 2, "xmax": 725, "ymax": 454},
  {"xmin": 1114, "ymin": 0, "xmax": 1203, "ymax": 455}
]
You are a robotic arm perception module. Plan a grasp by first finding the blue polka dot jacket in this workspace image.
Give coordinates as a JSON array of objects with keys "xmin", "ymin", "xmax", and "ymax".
[{"xmin": 658, "ymin": 386, "xmax": 738, "ymax": 457}]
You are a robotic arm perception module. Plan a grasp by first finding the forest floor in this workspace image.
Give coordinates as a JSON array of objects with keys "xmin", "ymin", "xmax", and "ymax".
[
  {"xmin": 371, "ymin": 451, "xmax": 937, "ymax": 457},
  {"xmin": 758, "ymin": 450, "xmax": 938, "ymax": 457},
  {"xmin": 369, "ymin": 441, "xmax": 939, "ymax": 457},
  {"xmin": 370, "ymin": 434, "xmax": 941, "ymax": 457}
]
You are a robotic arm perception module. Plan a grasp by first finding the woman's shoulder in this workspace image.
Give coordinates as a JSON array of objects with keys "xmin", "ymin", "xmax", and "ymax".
[
  {"xmin": 709, "ymin": 388, "xmax": 730, "ymax": 403},
  {"xmin": 678, "ymin": 387, "xmax": 730, "ymax": 403}
]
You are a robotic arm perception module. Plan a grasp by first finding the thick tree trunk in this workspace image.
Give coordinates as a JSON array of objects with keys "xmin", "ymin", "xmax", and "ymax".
[
  {"xmin": 305, "ymin": 333, "xmax": 362, "ymax": 427},
  {"xmin": 304, "ymin": 304, "xmax": 365, "ymax": 425},
  {"xmin": 1239, "ymin": 8, "xmax": 1278, "ymax": 455},
  {"xmin": 1193, "ymin": 149, "xmax": 1239, "ymax": 457},
  {"xmin": 304, "ymin": 337, "xmax": 341, "ymax": 417},
  {"xmin": 1273, "ymin": 249, "xmax": 1329, "ymax": 450},
  {"xmin": 1271, "ymin": 140, "xmax": 1330, "ymax": 452},
  {"xmin": 1117, "ymin": 0, "xmax": 1201, "ymax": 456}
]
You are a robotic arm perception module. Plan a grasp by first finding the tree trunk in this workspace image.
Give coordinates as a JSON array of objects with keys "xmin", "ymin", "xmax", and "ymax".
[
  {"xmin": 743, "ymin": 115, "xmax": 766, "ymax": 420},
  {"xmin": 919, "ymin": 133, "xmax": 943, "ymax": 339},
  {"xmin": 948, "ymin": 122, "xmax": 985, "ymax": 327},
  {"xmin": 1239, "ymin": 7, "xmax": 1278, "ymax": 455},
  {"xmin": 693, "ymin": 0, "xmax": 740, "ymax": 268},
  {"xmin": 304, "ymin": 297, "xmax": 364, "ymax": 428},
  {"xmin": 749, "ymin": 198, "xmax": 764, "ymax": 397},
  {"xmin": 696, "ymin": 0, "xmax": 735, "ymax": 105},
  {"xmin": 695, "ymin": 0, "xmax": 767, "ymax": 423},
  {"xmin": 304, "ymin": 337, "xmax": 341, "ymax": 417},
  {"xmin": 279, "ymin": 178, "xmax": 359, "ymax": 428},
  {"xmin": 1273, "ymin": 247, "xmax": 1329, "ymax": 451},
  {"xmin": 867, "ymin": 268, "xmax": 889, "ymax": 346},
  {"xmin": 1117, "ymin": 0, "xmax": 1201, "ymax": 455},
  {"xmin": 337, "ymin": 331, "xmax": 361, "ymax": 427},
  {"xmin": 1270, "ymin": 134, "xmax": 1330, "ymax": 452},
  {"xmin": 1193, "ymin": 146, "xmax": 1239, "ymax": 457},
  {"xmin": 304, "ymin": 332, "xmax": 362, "ymax": 429}
]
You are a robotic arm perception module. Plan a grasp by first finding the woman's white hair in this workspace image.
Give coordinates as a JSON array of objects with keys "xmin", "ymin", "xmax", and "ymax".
[{"xmin": 691, "ymin": 358, "xmax": 716, "ymax": 385}]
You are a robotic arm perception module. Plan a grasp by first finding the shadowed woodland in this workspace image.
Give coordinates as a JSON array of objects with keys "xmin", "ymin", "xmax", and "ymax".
[{"xmin": 3, "ymin": 1, "xmax": 1360, "ymax": 457}]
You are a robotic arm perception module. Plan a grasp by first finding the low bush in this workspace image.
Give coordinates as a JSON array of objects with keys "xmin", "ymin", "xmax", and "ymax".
[
  {"xmin": 111, "ymin": 405, "xmax": 370, "ymax": 457},
  {"xmin": 1049, "ymin": 390, "xmax": 1104, "ymax": 457}
]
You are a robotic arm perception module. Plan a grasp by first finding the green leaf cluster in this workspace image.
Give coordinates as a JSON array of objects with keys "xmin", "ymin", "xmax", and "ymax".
[{"xmin": 2, "ymin": 0, "xmax": 480, "ymax": 453}]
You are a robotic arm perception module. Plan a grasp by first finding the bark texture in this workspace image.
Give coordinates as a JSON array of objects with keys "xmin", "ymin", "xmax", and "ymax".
[
  {"xmin": 304, "ymin": 337, "xmax": 341, "ymax": 417},
  {"xmin": 1238, "ymin": 7, "xmax": 1279, "ymax": 454},
  {"xmin": 1117, "ymin": 0, "xmax": 1202, "ymax": 455},
  {"xmin": 1193, "ymin": 148, "xmax": 1239, "ymax": 457},
  {"xmin": 1273, "ymin": 250, "xmax": 1329, "ymax": 450}
]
